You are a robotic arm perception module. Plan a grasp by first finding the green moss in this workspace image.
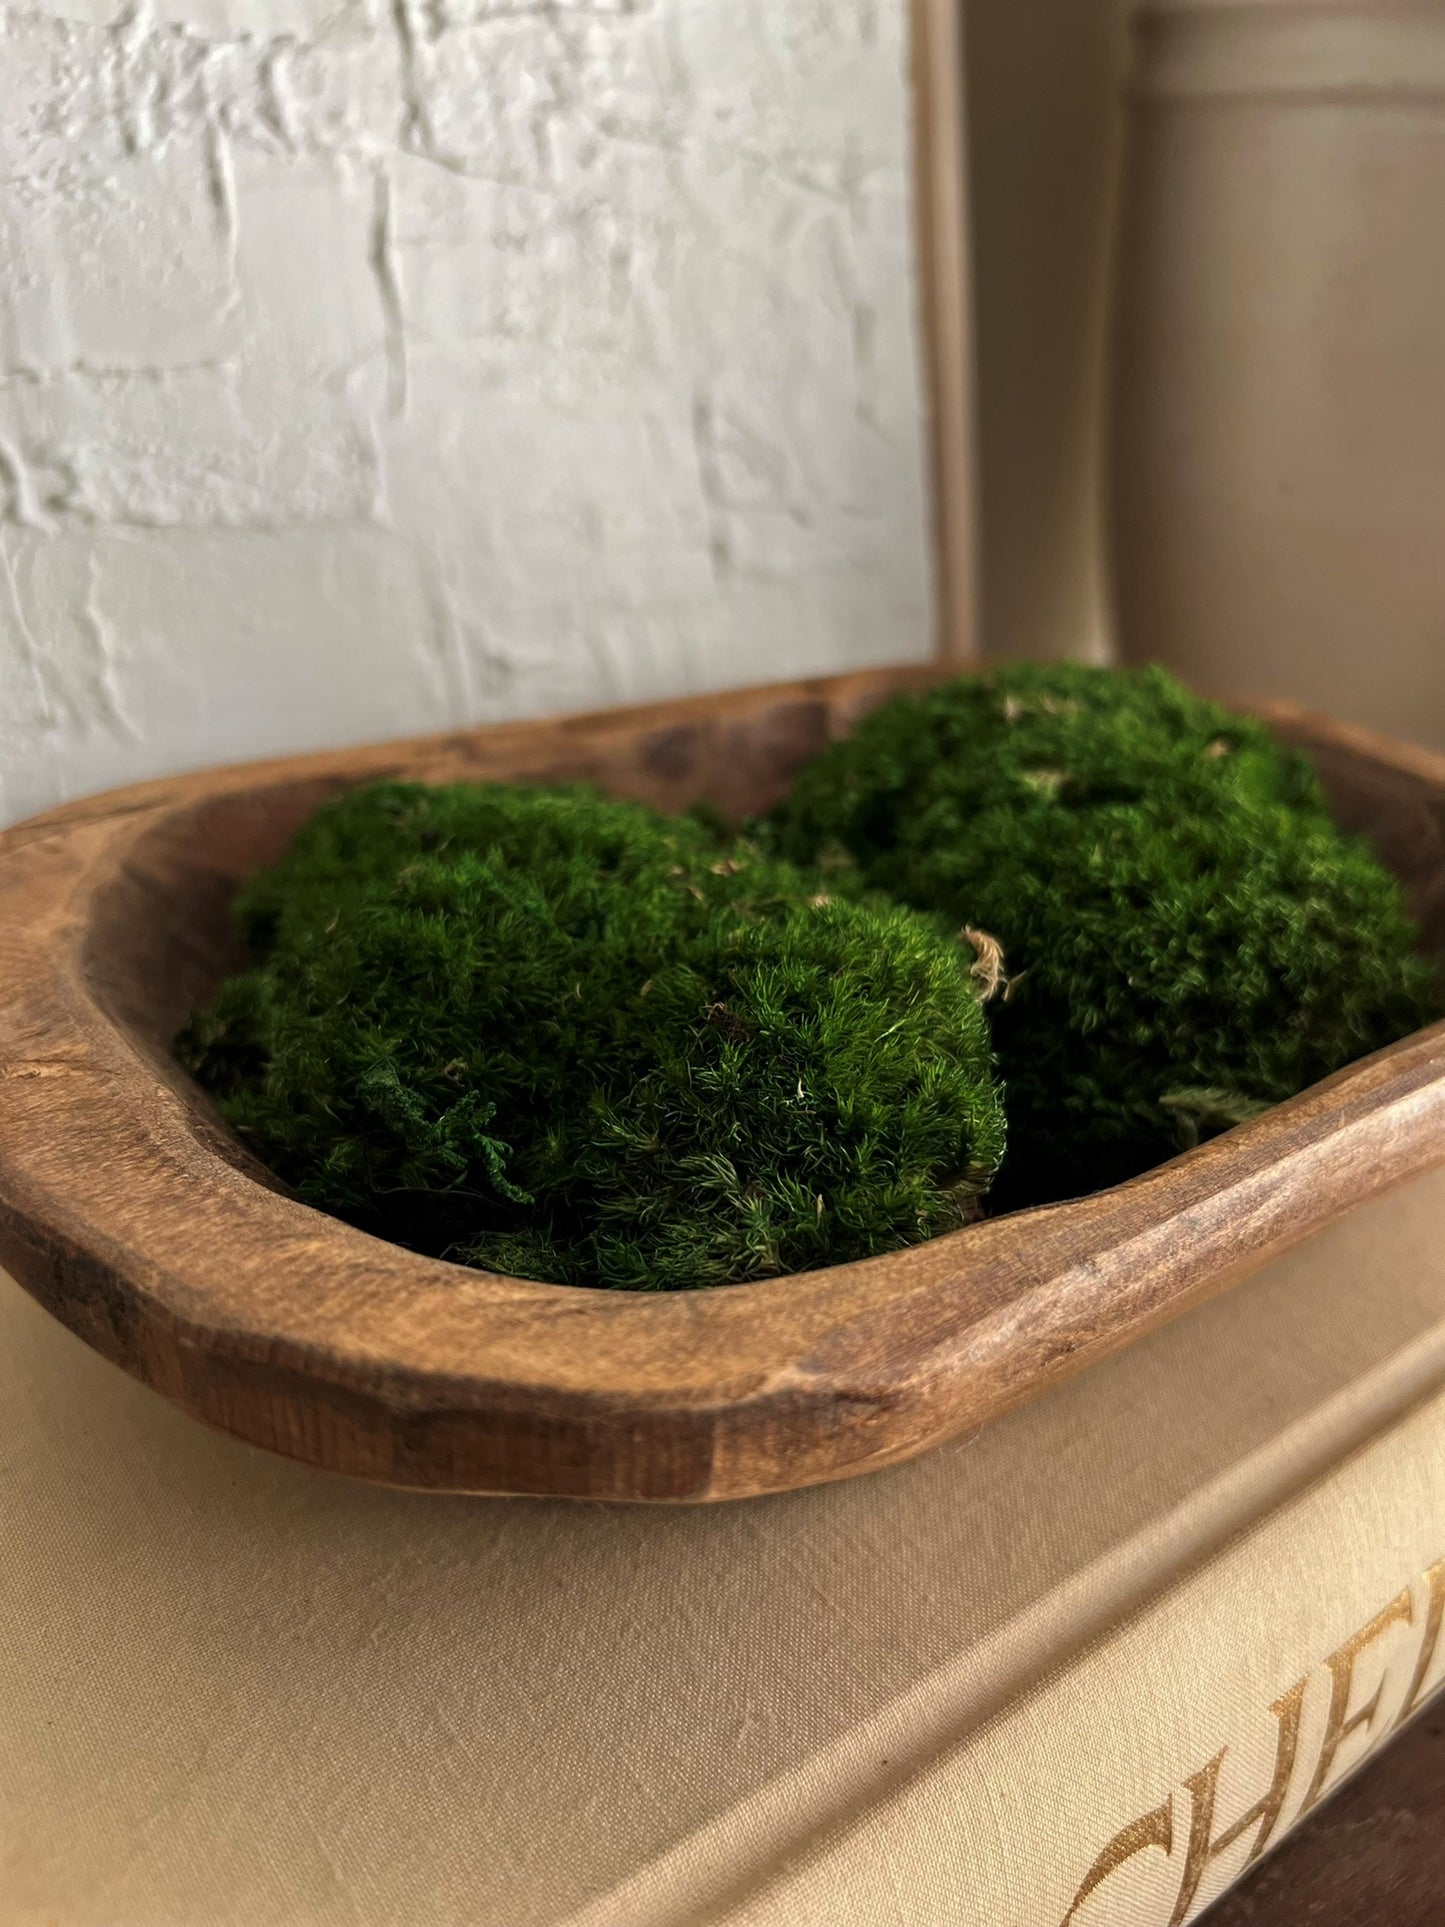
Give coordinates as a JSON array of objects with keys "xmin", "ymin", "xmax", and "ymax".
[
  {"xmin": 764, "ymin": 662, "xmax": 1440, "ymax": 1206},
  {"xmin": 178, "ymin": 781, "xmax": 1005, "ymax": 1289}
]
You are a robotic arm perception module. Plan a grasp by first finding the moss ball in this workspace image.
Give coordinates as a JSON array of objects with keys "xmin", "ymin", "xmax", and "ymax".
[
  {"xmin": 178, "ymin": 781, "xmax": 1006, "ymax": 1289},
  {"xmin": 764, "ymin": 662, "xmax": 1439, "ymax": 1206}
]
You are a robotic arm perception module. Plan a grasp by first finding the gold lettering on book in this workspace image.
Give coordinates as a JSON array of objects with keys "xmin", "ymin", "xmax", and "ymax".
[
  {"xmin": 1059, "ymin": 1802, "xmax": 1174, "ymax": 1925},
  {"xmin": 1297, "ymin": 1586, "xmax": 1413, "ymax": 1817},
  {"xmin": 1395, "ymin": 1557, "xmax": 1445, "ymax": 1730},
  {"xmin": 1057, "ymin": 1561, "xmax": 1439, "ymax": 1926},
  {"xmin": 1163, "ymin": 1679, "xmax": 1308, "ymax": 1926}
]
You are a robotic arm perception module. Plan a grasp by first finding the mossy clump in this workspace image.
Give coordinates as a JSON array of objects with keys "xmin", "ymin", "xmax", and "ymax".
[
  {"xmin": 178, "ymin": 781, "xmax": 1005, "ymax": 1289},
  {"xmin": 764, "ymin": 662, "xmax": 1439, "ymax": 1206}
]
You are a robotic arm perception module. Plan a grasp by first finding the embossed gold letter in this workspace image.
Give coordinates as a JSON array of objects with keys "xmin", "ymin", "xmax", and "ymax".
[
  {"xmin": 1059, "ymin": 1801, "xmax": 1174, "ymax": 1925},
  {"xmin": 1164, "ymin": 1679, "xmax": 1307, "ymax": 1926},
  {"xmin": 1396, "ymin": 1558, "xmax": 1445, "ymax": 1730},
  {"xmin": 1298, "ymin": 1587, "xmax": 1414, "ymax": 1816}
]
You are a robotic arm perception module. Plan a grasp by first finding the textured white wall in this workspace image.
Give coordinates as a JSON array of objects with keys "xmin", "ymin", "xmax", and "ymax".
[{"xmin": 0, "ymin": 0, "xmax": 933, "ymax": 825}]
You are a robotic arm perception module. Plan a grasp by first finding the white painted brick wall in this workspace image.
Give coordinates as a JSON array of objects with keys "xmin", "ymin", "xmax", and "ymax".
[{"xmin": 0, "ymin": 0, "xmax": 934, "ymax": 824}]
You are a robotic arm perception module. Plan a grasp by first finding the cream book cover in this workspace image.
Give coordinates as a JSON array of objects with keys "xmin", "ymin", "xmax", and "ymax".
[{"xmin": 6, "ymin": 1166, "xmax": 1445, "ymax": 1926}]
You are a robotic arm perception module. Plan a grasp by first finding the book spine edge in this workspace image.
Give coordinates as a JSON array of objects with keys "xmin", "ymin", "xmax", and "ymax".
[{"xmin": 713, "ymin": 1383, "xmax": 1445, "ymax": 1926}]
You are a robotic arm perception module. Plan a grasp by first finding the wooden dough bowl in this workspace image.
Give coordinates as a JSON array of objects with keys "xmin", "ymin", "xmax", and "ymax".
[{"xmin": 2, "ymin": 666, "xmax": 1444, "ymax": 1503}]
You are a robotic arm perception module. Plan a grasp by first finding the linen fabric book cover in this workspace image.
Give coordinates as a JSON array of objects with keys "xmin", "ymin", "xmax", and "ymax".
[{"xmin": 6, "ymin": 1167, "xmax": 1445, "ymax": 1926}]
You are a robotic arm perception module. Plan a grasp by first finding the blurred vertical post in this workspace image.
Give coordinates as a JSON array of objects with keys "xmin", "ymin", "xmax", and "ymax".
[
  {"xmin": 913, "ymin": 0, "xmax": 982, "ymax": 665},
  {"xmin": 964, "ymin": 0, "xmax": 1130, "ymax": 665},
  {"xmin": 1111, "ymin": 0, "xmax": 1445, "ymax": 747}
]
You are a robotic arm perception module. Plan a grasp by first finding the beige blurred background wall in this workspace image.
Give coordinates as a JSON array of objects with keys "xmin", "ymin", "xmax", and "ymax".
[
  {"xmin": 966, "ymin": 0, "xmax": 1445, "ymax": 754},
  {"xmin": 1111, "ymin": 0, "xmax": 1445, "ymax": 751}
]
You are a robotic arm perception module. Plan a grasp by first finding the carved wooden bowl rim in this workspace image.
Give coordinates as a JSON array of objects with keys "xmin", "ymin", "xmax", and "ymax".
[{"xmin": 2, "ymin": 669, "xmax": 1442, "ymax": 1501}]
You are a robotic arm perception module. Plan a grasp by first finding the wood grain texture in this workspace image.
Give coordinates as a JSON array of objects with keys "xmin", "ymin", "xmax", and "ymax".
[{"xmin": 1, "ymin": 667, "xmax": 1443, "ymax": 1502}]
